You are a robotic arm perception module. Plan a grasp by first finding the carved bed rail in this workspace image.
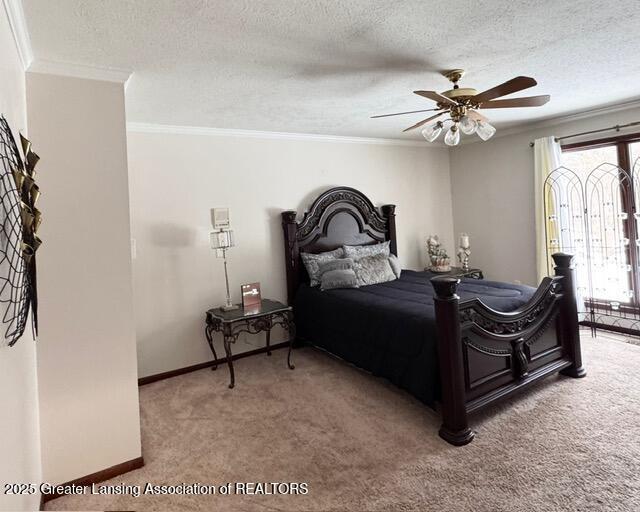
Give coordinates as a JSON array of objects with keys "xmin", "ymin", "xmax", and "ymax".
[{"xmin": 431, "ymin": 252, "xmax": 586, "ymax": 446}]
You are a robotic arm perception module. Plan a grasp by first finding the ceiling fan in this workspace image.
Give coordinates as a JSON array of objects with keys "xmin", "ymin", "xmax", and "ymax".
[{"xmin": 372, "ymin": 69, "xmax": 550, "ymax": 145}]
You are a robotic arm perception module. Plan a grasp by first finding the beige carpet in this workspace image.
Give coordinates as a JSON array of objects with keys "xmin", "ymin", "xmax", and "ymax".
[{"xmin": 47, "ymin": 335, "xmax": 640, "ymax": 512}]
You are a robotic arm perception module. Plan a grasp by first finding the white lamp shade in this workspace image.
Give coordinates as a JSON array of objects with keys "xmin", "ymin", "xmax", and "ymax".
[
  {"xmin": 459, "ymin": 115, "xmax": 477, "ymax": 135},
  {"xmin": 476, "ymin": 120, "xmax": 496, "ymax": 141},
  {"xmin": 421, "ymin": 121, "xmax": 444, "ymax": 142},
  {"xmin": 210, "ymin": 229, "xmax": 234, "ymax": 249},
  {"xmin": 444, "ymin": 125, "xmax": 460, "ymax": 146},
  {"xmin": 211, "ymin": 207, "xmax": 230, "ymax": 229}
]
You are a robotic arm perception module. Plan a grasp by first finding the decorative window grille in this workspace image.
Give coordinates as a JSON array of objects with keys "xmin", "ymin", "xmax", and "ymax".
[{"xmin": 543, "ymin": 137, "xmax": 640, "ymax": 335}]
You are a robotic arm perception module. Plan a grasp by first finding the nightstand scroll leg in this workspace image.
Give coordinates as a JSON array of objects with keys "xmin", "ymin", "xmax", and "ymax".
[
  {"xmin": 205, "ymin": 325, "xmax": 218, "ymax": 371},
  {"xmin": 266, "ymin": 328, "xmax": 271, "ymax": 356},
  {"xmin": 287, "ymin": 312, "xmax": 296, "ymax": 370},
  {"xmin": 223, "ymin": 334, "xmax": 236, "ymax": 389}
]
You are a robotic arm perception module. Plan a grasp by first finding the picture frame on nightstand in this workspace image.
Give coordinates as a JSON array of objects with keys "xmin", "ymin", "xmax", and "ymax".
[{"xmin": 241, "ymin": 282, "xmax": 261, "ymax": 314}]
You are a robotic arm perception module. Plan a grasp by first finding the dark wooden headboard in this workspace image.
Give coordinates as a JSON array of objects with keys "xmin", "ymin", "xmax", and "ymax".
[{"xmin": 281, "ymin": 186, "xmax": 397, "ymax": 305}]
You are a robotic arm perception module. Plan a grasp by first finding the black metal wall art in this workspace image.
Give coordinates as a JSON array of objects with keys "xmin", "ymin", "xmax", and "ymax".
[{"xmin": 0, "ymin": 115, "xmax": 41, "ymax": 346}]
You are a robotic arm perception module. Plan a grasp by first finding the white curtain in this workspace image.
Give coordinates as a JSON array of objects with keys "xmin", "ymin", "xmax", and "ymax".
[{"xmin": 534, "ymin": 136, "xmax": 562, "ymax": 283}]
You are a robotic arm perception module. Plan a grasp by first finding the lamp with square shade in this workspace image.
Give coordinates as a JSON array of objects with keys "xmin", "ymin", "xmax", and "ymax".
[{"xmin": 210, "ymin": 208, "xmax": 238, "ymax": 311}]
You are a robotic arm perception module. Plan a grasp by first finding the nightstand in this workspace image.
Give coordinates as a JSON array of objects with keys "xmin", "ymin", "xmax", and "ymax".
[
  {"xmin": 425, "ymin": 266, "xmax": 484, "ymax": 280},
  {"xmin": 205, "ymin": 299, "xmax": 295, "ymax": 389}
]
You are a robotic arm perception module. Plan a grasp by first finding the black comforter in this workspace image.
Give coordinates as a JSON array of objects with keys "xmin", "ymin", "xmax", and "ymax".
[{"xmin": 294, "ymin": 270, "xmax": 536, "ymax": 407}]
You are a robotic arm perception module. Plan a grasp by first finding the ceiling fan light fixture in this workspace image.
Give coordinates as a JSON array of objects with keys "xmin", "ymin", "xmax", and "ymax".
[
  {"xmin": 459, "ymin": 115, "xmax": 477, "ymax": 135},
  {"xmin": 421, "ymin": 121, "xmax": 444, "ymax": 142},
  {"xmin": 476, "ymin": 120, "xmax": 496, "ymax": 141},
  {"xmin": 444, "ymin": 124, "xmax": 460, "ymax": 146},
  {"xmin": 372, "ymin": 68, "xmax": 547, "ymax": 144}
]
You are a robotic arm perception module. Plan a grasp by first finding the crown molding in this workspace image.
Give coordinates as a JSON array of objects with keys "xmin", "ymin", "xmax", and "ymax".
[
  {"xmin": 126, "ymin": 122, "xmax": 441, "ymax": 147},
  {"xmin": 2, "ymin": 0, "xmax": 33, "ymax": 69},
  {"xmin": 28, "ymin": 59, "xmax": 133, "ymax": 84},
  {"xmin": 129, "ymin": 99, "xmax": 640, "ymax": 149},
  {"xmin": 1, "ymin": 0, "xmax": 132, "ymax": 84},
  {"xmin": 459, "ymin": 98, "xmax": 640, "ymax": 146}
]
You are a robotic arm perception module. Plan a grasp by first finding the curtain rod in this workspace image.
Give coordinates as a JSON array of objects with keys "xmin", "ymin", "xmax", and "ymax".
[{"xmin": 528, "ymin": 120, "xmax": 640, "ymax": 147}]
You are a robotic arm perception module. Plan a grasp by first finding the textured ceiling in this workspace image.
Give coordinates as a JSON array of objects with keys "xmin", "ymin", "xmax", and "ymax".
[{"xmin": 21, "ymin": 0, "xmax": 640, "ymax": 139}]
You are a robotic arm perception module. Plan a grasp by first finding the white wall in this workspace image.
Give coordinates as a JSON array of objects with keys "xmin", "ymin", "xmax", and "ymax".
[
  {"xmin": 0, "ymin": 6, "xmax": 41, "ymax": 512},
  {"xmin": 26, "ymin": 73, "xmax": 141, "ymax": 485},
  {"xmin": 450, "ymin": 105, "xmax": 640, "ymax": 286},
  {"xmin": 127, "ymin": 130, "xmax": 453, "ymax": 378}
]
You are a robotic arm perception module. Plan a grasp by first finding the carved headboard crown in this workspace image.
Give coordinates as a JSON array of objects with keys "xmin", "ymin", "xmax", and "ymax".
[{"xmin": 281, "ymin": 187, "xmax": 397, "ymax": 305}]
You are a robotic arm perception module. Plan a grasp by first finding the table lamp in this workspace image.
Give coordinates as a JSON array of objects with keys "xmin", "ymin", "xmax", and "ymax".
[{"xmin": 210, "ymin": 208, "xmax": 238, "ymax": 311}]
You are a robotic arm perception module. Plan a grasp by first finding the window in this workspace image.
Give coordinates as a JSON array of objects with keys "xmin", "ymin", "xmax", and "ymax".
[
  {"xmin": 555, "ymin": 133, "xmax": 640, "ymax": 323},
  {"xmin": 560, "ymin": 143, "xmax": 629, "ymax": 303},
  {"xmin": 631, "ymin": 141, "xmax": 640, "ymax": 171}
]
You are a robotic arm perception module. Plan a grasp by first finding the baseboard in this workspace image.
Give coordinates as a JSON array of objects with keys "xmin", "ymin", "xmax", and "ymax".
[
  {"xmin": 41, "ymin": 456, "xmax": 144, "ymax": 504},
  {"xmin": 138, "ymin": 341, "xmax": 290, "ymax": 386}
]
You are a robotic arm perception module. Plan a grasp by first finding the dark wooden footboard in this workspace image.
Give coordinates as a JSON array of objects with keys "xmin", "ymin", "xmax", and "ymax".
[{"xmin": 431, "ymin": 252, "xmax": 586, "ymax": 446}]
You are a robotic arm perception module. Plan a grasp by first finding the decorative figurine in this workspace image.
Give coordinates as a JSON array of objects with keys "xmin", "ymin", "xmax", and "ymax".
[
  {"xmin": 457, "ymin": 233, "xmax": 471, "ymax": 272},
  {"xmin": 427, "ymin": 235, "xmax": 451, "ymax": 272}
]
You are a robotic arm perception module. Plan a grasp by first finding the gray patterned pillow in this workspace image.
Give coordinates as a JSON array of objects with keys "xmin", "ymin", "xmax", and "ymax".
[
  {"xmin": 388, "ymin": 254, "xmax": 401, "ymax": 279},
  {"xmin": 320, "ymin": 269, "xmax": 358, "ymax": 291},
  {"xmin": 301, "ymin": 247, "xmax": 344, "ymax": 287},
  {"xmin": 318, "ymin": 258, "xmax": 354, "ymax": 275},
  {"xmin": 352, "ymin": 253, "xmax": 396, "ymax": 287},
  {"xmin": 343, "ymin": 241, "xmax": 390, "ymax": 260}
]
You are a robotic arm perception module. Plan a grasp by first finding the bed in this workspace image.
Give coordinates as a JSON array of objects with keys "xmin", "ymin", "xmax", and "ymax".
[{"xmin": 282, "ymin": 186, "xmax": 586, "ymax": 446}]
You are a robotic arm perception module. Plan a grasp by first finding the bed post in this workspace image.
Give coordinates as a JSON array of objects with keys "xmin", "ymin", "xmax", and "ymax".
[
  {"xmin": 431, "ymin": 276, "xmax": 475, "ymax": 446},
  {"xmin": 553, "ymin": 252, "xmax": 586, "ymax": 378},
  {"xmin": 381, "ymin": 204, "xmax": 397, "ymax": 256},
  {"xmin": 281, "ymin": 211, "xmax": 300, "ymax": 306}
]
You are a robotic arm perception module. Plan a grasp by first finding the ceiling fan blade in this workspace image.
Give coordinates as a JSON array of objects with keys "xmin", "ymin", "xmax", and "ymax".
[
  {"xmin": 371, "ymin": 108, "xmax": 440, "ymax": 119},
  {"xmin": 478, "ymin": 95, "xmax": 550, "ymax": 109},
  {"xmin": 467, "ymin": 110, "xmax": 489, "ymax": 123},
  {"xmin": 402, "ymin": 112, "xmax": 444, "ymax": 132},
  {"xmin": 473, "ymin": 76, "xmax": 537, "ymax": 104},
  {"xmin": 414, "ymin": 90, "xmax": 458, "ymax": 106}
]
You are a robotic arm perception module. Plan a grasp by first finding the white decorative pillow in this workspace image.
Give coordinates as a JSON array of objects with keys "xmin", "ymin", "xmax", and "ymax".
[
  {"xmin": 343, "ymin": 241, "xmax": 390, "ymax": 260},
  {"xmin": 352, "ymin": 253, "xmax": 396, "ymax": 287},
  {"xmin": 388, "ymin": 254, "xmax": 401, "ymax": 279},
  {"xmin": 301, "ymin": 247, "xmax": 345, "ymax": 287}
]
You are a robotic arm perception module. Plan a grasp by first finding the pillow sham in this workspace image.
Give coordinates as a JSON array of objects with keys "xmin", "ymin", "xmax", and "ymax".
[
  {"xmin": 320, "ymin": 268, "xmax": 359, "ymax": 291},
  {"xmin": 301, "ymin": 247, "xmax": 344, "ymax": 287},
  {"xmin": 343, "ymin": 240, "xmax": 390, "ymax": 260},
  {"xmin": 388, "ymin": 254, "xmax": 402, "ymax": 279},
  {"xmin": 352, "ymin": 253, "xmax": 396, "ymax": 287}
]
